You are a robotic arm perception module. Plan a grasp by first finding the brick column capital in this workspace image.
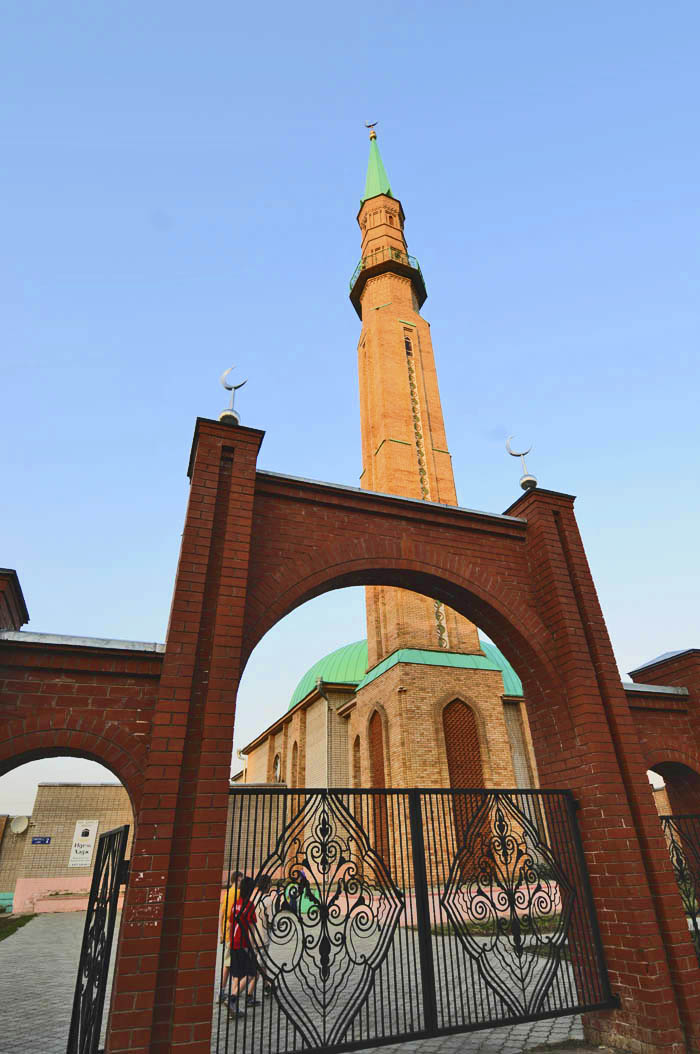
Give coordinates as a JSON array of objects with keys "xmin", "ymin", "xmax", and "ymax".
[
  {"xmin": 503, "ymin": 486, "xmax": 577, "ymax": 518},
  {"xmin": 186, "ymin": 417, "xmax": 265, "ymax": 481},
  {"xmin": 0, "ymin": 568, "xmax": 29, "ymax": 630}
]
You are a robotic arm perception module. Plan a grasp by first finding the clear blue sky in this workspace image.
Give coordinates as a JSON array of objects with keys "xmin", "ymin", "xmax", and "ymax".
[{"xmin": 2, "ymin": 1, "xmax": 699, "ymax": 810}]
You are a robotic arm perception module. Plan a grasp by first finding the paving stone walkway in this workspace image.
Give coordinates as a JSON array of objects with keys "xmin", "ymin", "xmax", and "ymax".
[{"xmin": 0, "ymin": 913, "xmax": 615, "ymax": 1054}]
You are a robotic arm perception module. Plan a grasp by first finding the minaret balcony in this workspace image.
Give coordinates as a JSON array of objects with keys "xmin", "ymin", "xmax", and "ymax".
[{"xmin": 349, "ymin": 246, "xmax": 427, "ymax": 318}]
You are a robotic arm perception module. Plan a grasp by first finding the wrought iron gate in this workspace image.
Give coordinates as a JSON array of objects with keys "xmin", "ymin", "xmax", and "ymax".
[
  {"xmin": 660, "ymin": 813, "xmax": 700, "ymax": 965},
  {"xmin": 67, "ymin": 824, "xmax": 130, "ymax": 1054},
  {"xmin": 215, "ymin": 789, "xmax": 614, "ymax": 1054}
]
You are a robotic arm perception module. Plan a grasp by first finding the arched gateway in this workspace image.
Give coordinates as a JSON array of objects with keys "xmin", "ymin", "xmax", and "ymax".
[
  {"xmin": 2, "ymin": 133, "xmax": 700, "ymax": 1054},
  {"xmin": 2, "ymin": 420, "xmax": 700, "ymax": 1054}
]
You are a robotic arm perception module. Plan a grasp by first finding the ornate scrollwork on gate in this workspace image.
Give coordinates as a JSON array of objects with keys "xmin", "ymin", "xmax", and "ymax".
[
  {"xmin": 441, "ymin": 793, "xmax": 573, "ymax": 1017},
  {"xmin": 251, "ymin": 793, "xmax": 404, "ymax": 1048},
  {"xmin": 661, "ymin": 814, "xmax": 700, "ymax": 965}
]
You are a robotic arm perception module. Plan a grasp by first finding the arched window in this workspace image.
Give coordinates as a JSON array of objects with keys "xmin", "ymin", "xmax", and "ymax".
[
  {"xmin": 368, "ymin": 711, "xmax": 386, "ymax": 788},
  {"xmin": 273, "ymin": 753, "xmax": 282, "ymax": 783},
  {"xmin": 368, "ymin": 711, "xmax": 389, "ymax": 860},
  {"xmin": 442, "ymin": 700, "xmax": 484, "ymax": 787},
  {"xmin": 443, "ymin": 700, "xmax": 484, "ymax": 845},
  {"xmin": 353, "ymin": 735, "xmax": 361, "ymax": 788},
  {"xmin": 291, "ymin": 742, "xmax": 298, "ymax": 789}
]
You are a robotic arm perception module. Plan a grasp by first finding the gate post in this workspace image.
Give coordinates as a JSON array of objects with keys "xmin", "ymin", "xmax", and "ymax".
[
  {"xmin": 107, "ymin": 418, "xmax": 264, "ymax": 1054},
  {"xmin": 407, "ymin": 789, "xmax": 438, "ymax": 1037},
  {"xmin": 506, "ymin": 488, "xmax": 700, "ymax": 1054}
]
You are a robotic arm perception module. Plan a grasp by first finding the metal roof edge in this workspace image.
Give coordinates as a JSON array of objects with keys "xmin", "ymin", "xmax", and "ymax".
[
  {"xmin": 622, "ymin": 681, "xmax": 689, "ymax": 696},
  {"xmin": 0, "ymin": 630, "xmax": 165, "ymax": 654},
  {"xmin": 628, "ymin": 648, "xmax": 699, "ymax": 675},
  {"xmin": 256, "ymin": 470, "xmax": 526, "ymax": 525}
]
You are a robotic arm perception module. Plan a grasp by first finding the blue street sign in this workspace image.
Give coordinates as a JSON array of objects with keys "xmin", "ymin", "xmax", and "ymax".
[{"xmin": 31, "ymin": 836, "xmax": 51, "ymax": 845}]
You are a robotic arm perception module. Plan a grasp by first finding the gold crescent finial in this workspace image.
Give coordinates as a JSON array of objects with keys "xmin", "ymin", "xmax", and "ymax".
[{"xmin": 365, "ymin": 120, "xmax": 378, "ymax": 140}]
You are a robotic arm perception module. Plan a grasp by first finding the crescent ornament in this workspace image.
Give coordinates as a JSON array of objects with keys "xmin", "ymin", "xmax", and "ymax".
[
  {"xmin": 505, "ymin": 435, "xmax": 538, "ymax": 492},
  {"xmin": 506, "ymin": 435, "xmax": 532, "ymax": 458},
  {"xmin": 220, "ymin": 366, "xmax": 248, "ymax": 393}
]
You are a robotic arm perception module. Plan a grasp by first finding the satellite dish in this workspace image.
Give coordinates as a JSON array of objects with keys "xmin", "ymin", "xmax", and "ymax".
[{"xmin": 10, "ymin": 816, "xmax": 29, "ymax": 835}]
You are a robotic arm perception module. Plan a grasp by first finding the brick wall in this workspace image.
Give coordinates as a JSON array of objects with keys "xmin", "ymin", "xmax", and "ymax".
[
  {"xmin": 0, "ymin": 638, "xmax": 160, "ymax": 806},
  {"xmin": 303, "ymin": 699, "xmax": 325, "ymax": 787},
  {"xmin": 0, "ymin": 819, "xmax": 28, "ymax": 897}
]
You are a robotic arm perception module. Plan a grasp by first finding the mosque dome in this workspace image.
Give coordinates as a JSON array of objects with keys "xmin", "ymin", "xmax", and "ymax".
[
  {"xmin": 288, "ymin": 640, "xmax": 368, "ymax": 710},
  {"xmin": 288, "ymin": 637, "xmax": 522, "ymax": 711}
]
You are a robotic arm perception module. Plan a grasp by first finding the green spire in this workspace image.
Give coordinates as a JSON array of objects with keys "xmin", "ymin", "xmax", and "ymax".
[{"xmin": 362, "ymin": 133, "xmax": 393, "ymax": 203}]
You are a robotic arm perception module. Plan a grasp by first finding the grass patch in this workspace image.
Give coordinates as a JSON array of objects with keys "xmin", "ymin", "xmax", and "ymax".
[{"xmin": 0, "ymin": 914, "xmax": 35, "ymax": 943}]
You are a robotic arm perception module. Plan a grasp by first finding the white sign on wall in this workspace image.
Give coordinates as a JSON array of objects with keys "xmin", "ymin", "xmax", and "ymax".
[{"xmin": 68, "ymin": 820, "xmax": 99, "ymax": 868}]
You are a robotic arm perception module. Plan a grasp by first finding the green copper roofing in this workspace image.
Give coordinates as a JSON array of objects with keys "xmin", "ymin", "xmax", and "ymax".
[
  {"xmin": 355, "ymin": 642, "xmax": 523, "ymax": 696},
  {"xmin": 288, "ymin": 640, "xmax": 368, "ymax": 710},
  {"xmin": 287, "ymin": 637, "xmax": 523, "ymax": 711},
  {"xmin": 362, "ymin": 137, "xmax": 392, "ymax": 203}
]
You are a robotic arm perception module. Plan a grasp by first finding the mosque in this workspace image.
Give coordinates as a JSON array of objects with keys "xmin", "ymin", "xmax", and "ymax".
[{"xmin": 235, "ymin": 131, "xmax": 542, "ymax": 794}]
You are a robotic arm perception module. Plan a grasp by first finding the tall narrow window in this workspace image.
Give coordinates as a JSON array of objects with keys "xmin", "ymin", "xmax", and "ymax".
[
  {"xmin": 443, "ymin": 700, "xmax": 484, "ymax": 844},
  {"xmin": 368, "ymin": 712, "xmax": 389, "ymax": 860},
  {"xmin": 443, "ymin": 700, "xmax": 484, "ymax": 787},
  {"xmin": 291, "ymin": 741, "xmax": 299, "ymax": 789},
  {"xmin": 404, "ymin": 334, "xmax": 412, "ymax": 355},
  {"xmin": 353, "ymin": 735, "xmax": 361, "ymax": 787}
]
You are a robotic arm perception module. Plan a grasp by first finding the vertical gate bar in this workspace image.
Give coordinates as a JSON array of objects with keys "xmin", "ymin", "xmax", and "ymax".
[
  {"xmin": 67, "ymin": 824, "xmax": 129, "ymax": 1054},
  {"xmin": 564, "ymin": 791, "xmax": 615, "ymax": 1005},
  {"xmin": 408, "ymin": 789, "xmax": 438, "ymax": 1037}
]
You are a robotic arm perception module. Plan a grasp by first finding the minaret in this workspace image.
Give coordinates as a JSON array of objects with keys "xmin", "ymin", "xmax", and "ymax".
[{"xmin": 352, "ymin": 129, "xmax": 481, "ymax": 667}]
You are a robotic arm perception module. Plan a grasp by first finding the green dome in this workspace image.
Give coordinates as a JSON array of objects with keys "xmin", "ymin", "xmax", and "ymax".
[
  {"xmin": 288, "ymin": 637, "xmax": 523, "ymax": 711},
  {"xmin": 288, "ymin": 640, "xmax": 368, "ymax": 710}
]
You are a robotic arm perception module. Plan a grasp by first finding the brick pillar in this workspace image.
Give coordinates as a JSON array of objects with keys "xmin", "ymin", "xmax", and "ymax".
[
  {"xmin": 107, "ymin": 418, "xmax": 264, "ymax": 1054},
  {"xmin": 506, "ymin": 488, "xmax": 700, "ymax": 1054}
]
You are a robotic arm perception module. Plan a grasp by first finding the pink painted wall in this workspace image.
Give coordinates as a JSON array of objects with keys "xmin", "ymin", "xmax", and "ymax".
[{"xmin": 13, "ymin": 875, "xmax": 123, "ymax": 914}]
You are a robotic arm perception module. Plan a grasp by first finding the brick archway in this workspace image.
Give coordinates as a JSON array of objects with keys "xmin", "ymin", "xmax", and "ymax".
[
  {"xmin": 115, "ymin": 420, "xmax": 697, "ymax": 1054},
  {"xmin": 648, "ymin": 751, "xmax": 700, "ymax": 816},
  {"xmin": 0, "ymin": 715, "xmax": 147, "ymax": 812},
  {"xmin": 10, "ymin": 418, "xmax": 691, "ymax": 1054}
]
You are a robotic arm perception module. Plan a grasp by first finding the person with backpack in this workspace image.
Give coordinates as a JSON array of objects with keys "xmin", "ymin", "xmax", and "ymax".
[
  {"xmin": 227, "ymin": 875, "xmax": 258, "ymax": 1014},
  {"xmin": 218, "ymin": 870, "xmax": 242, "ymax": 1004}
]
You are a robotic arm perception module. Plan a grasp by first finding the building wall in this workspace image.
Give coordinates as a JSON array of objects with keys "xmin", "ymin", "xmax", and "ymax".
[
  {"xmin": 304, "ymin": 699, "xmax": 326, "ymax": 787},
  {"xmin": 244, "ymin": 738, "xmax": 268, "ymax": 783},
  {"xmin": 349, "ymin": 663, "xmax": 519, "ymax": 790},
  {"xmin": 503, "ymin": 700, "xmax": 535, "ymax": 789},
  {"xmin": 6, "ymin": 783, "xmax": 133, "ymax": 913},
  {"xmin": 328, "ymin": 705, "xmax": 349, "ymax": 788},
  {"xmin": 224, "ymin": 787, "xmax": 287, "ymax": 879},
  {"xmin": 0, "ymin": 818, "xmax": 29, "ymax": 910}
]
